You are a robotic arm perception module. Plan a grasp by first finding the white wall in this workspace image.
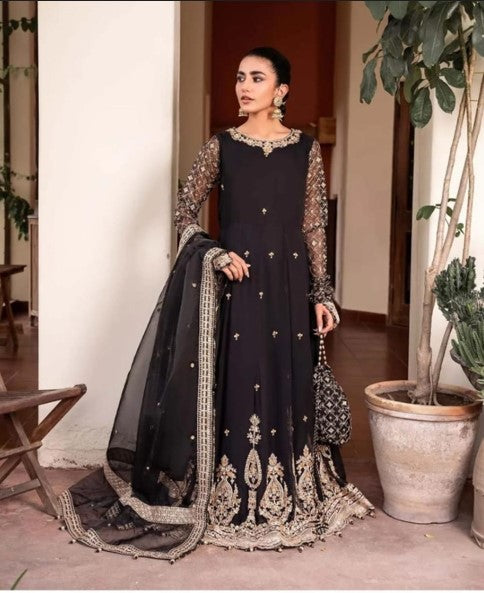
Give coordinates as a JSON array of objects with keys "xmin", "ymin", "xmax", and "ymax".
[
  {"xmin": 410, "ymin": 55, "xmax": 484, "ymax": 461},
  {"xmin": 38, "ymin": 0, "xmax": 179, "ymax": 466},
  {"xmin": 332, "ymin": 1, "xmax": 395, "ymax": 314}
]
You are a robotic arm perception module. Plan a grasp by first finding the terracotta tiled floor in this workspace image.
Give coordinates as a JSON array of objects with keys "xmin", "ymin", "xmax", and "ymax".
[{"xmin": 1, "ymin": 312, "xmax": 483, "ymax": 589}]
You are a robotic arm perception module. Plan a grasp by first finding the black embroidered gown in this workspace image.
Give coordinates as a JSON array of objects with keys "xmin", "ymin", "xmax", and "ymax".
[{"xmin": 173, "ymin": 127, "xmax": 375, "ymax": 551}]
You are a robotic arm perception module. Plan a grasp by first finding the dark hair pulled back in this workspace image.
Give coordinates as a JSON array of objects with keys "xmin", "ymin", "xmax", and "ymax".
[{"xmin": 244, "ymin": 47, "xmax": 291, "ymax": 117}]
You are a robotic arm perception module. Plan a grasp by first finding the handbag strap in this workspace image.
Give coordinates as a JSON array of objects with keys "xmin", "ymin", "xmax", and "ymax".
[{"xmin": 318, "ymin": 332, "xmax": 328, "ymax": 367}]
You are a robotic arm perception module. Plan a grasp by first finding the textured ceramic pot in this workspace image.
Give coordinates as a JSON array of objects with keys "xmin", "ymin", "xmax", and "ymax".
[
  {"xmin": 364, "ymin": 380, "xmax": 482, "ymax": 523},
  {"xmin": 471, "ymin": 438, "xmax": 484, "ymax": 547}
]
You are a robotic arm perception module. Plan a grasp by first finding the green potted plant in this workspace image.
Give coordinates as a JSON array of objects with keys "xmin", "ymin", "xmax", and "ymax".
[
  {"xmin": 433, "ymin": 256, "xmax": 484, "ymax": 389},
  {"xmin": 434, "ymin": 256, "xmax": 484, "ymax": 545},
  {"xmin": 360, "ymin": 0, "xmax": 484, "ymax": 523}
]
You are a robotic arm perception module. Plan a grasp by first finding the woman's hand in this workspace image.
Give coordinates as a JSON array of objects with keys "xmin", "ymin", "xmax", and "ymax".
[
  {"xmin": 220, "ymin": 251, "xmax": 251, "ymax": 282},
  {"xmin": 314, "ymin": 303, "xmax": 335, "ymax": 337}
]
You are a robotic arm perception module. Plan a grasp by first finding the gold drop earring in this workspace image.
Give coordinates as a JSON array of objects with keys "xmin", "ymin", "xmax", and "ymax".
[
  {"xmin": 271, "ymin": 96, "xmax": 284, "ymax": 120},
  {"xmin": 238, "ymin": 107, "xmax": 248, "ymax": 117}
]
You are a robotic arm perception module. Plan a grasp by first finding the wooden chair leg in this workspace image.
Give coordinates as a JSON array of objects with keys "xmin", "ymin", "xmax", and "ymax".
[
  {"xmin": 3, "ymin": 413, "xmax": 59, "ymax": 516},
  {"xmin": 31, "ymin": 396, "xmax": 82, "ymax": 442},
  {"xmin": 0, "ymin": 383, "xmax": 86, "ymax": 515},
  {"xmin": 0, "ymin": 395, "xmax": 82, "ymax": 480},
  {"xmin": 0, "ymin": 276, "xmax": 18, "ymax": 350}
]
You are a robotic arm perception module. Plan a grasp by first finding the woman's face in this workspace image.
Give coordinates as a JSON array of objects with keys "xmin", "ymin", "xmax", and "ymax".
[{"xmin": 235, "ymin": 55, "xmax": 288, "ymax": 116}]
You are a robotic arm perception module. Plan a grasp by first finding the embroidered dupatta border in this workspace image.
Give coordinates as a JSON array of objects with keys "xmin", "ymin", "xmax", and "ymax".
[{"xmin": 58, "ymin": 222, "xmax": 226, "ymax": 561}]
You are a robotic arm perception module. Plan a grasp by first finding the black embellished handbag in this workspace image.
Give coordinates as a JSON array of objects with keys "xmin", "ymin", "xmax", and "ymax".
[{"xmin": 313, "ymin": 331, "xmax": 352, "ymax": 445}]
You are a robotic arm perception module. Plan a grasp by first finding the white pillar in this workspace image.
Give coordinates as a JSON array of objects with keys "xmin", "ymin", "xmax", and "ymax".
[{"xmin": 37, "ymin": 0, "xmax": 179, "ymax": 466}]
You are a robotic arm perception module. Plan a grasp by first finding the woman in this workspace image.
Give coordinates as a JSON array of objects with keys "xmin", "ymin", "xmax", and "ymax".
[{"xmin": 58, "ymin": 47, "xmax": 375, "ymax": 562}]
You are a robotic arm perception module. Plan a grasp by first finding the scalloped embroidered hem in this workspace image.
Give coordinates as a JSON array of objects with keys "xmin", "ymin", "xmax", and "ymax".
[
  {"xmin": 201, "ymin": 481, "xmax": 375, "ymax": 551},
  {"xmin": 58, "ymin": 489, "xmax": 188, "ymax": 561}
]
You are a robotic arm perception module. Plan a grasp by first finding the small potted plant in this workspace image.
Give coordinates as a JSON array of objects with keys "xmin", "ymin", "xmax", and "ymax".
[
  {"xmin": 361, "ymin": 1, "xmax": 484, "ymax": 523},
  {"xmin": 434, "ymin": 257, "xmax": 484, "ymax": 545},
  {"xmin": 433, "ymin": 256, "xmax": 484, "ymax": 389}
]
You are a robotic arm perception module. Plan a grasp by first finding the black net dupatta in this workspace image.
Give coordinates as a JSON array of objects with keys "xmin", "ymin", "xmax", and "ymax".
[{"xmin": 58, "ymin": 223, "xmax": 228, "ymax": 562}]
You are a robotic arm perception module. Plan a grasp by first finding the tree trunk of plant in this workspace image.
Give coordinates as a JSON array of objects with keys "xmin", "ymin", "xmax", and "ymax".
[
  {"xmin": 430, "ymin": 37, "xmax": 481, "ymax": 400},
  {"xmin": 411, "ymin": 42, "xmax": 484, "ymax": 404}
]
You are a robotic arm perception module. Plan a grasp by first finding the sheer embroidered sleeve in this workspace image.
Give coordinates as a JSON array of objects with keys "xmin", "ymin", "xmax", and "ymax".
[
  {"xmin": 302, "ymin": 138, "xmax": 339, "ymax": 326},
  {"xmin": 174, "ymin": 134, "xmax": 232, "ymax": 272}
]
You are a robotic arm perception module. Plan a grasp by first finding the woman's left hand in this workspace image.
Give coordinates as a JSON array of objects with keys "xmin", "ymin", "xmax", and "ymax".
[{"xmin": 313, "ymin": 303, "xmax": 334, "ymax": 337}]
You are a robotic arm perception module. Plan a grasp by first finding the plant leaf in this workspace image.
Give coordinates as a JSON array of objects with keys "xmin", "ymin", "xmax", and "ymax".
[
  {"xmin": 388, "ymin": 1, "xmax": 409, "ymax": 19},
  {"xmin": 425, "ymin": 65, "xmax": 440, "ymax": 88},
  {"xmin": 360, "ymin": 57, "xmax": 378, "ymax": 103},
  {"xmin": 380, "ymin": 55, "xmax": 399, "ymax": 94},
  {"xmin": 381, "ymin": 16, "xmax": 404, "ymax": 57},
  {"xmin": 362, "ymin": 43, "xmax": 379, "ymax": 63},
  {"xmin": 404, "ymin": 64, "xmax": 421, "ymax": 102},
  {"xmin": 472, "ymin": 5, "xmax": 484, "ymax": 57},
  {"xmin": 416, "ymin": 204, "xmax": 435, "ymax": 220},
  {"xmin": 411, "ymin": 86, "xmax": 432, "ymax": 127},
  {"xmin": 446, "ymin": 9, "xmax": 460, "ymax": 33},
  {"xmin": 435, "ymin": 78, "xmax": 456, "ymax": 112},
  {"xmin": 388, "ymin": 54, "xmax": 406, "ymax": 77},
  {"xmin": 401, "ymin": 6, "xmax": 424, "ymax": 45},
  {"xmin": 442, "ymin": 37, "xmax": 461, "ymax": 57},
  {"xmin": 441, "ymin": 67, "xmax": 465, "ymax": 87},
  {"xmin": 365, "ymin": 0, "xmax": 389, "ymax": 20},
  {"xmin": 421, "ymin": 2, "xmax": 450, "ymax": 67}
]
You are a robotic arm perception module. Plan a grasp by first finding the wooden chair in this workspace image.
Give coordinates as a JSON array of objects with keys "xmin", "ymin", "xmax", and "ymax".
[
  {"xmin": 0, "ymin": 374, "xmax": 86, "ymax": 516},
  {"xmin": 0, "ymin": 264, "xmax": 27, "ymax": 350}
]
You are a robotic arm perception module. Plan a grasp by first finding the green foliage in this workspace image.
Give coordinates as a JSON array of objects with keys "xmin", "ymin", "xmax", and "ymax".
[
  {"xmin": 361, "ymin": 1, "xmax": 484, "ymax": 127},
  {"xmin": 434, "ymin": 257, "xmax": 484, "ymax": 395},
  {"xmin": 433, "ymin": 256, "xmax": 484, "ymax": 323},
  {"xmin": 0, "ymin": 17, "xmax": 37, "ymax": 34},
  {"xmin": 0, "ymin": 164, "xmax": 36, "ymax": 240},
  {"xmin": 0, "ymin": 17, "xmax": 38, "ymax": 89},
  {"xmin": 0, "ymin": 15, "xmax": 37, "ymax": 240},
  {"xmin": 0, "ymin": 64, "xmax": 37, "ymax": 82},
  {"xmin": 451, "ymin": 320, "xmax": 484, "ymax": 392},
  {"xmin": 416, "ymin": 198, "xmax": 465, "ymax": 237}
]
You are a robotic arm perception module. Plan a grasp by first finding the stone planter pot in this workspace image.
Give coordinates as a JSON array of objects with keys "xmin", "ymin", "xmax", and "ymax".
[
  {"xmin": 472, "ymin": 438, "xmax": 484, "ymax": 548},
  {"xmin": 364, "ymin": 380, "xmax": 482, "ymax": 523}
]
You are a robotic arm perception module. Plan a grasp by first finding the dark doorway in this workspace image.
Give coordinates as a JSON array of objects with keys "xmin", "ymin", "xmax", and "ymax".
[{"xmin": 388, "ymin": 84, "xmax": 414, "ymax": 327}]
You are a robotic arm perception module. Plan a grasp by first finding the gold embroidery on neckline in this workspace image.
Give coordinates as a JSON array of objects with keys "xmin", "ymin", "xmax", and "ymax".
[{"xmin": 228, "ymin": 127, "xmax": 302, "ymax": 157}]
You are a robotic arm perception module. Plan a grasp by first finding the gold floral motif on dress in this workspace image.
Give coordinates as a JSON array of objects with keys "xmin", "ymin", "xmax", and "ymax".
[
  {"xmin": 203, "ymin": 414, "xmax": 376, "ymax": 550},
  {"xmin": 228, "ymin": 127, "xmax": 302, "ymax": 157},
  {"xmin": 244, "ymin": 414, "xmax": 263, "ymax": 524},
  {"xmin": 157, "ymin": 459, "xmax": 195, "ymax": 506},
  {"xmin": 207, "ymin": 454, "xmax": 241, "ymax": 526},
  {"xmin": 294, "ymin": 444, "xmax": 318, "ymax": 519},
  {"xmin": 259, "ymin": 453, "xmax": 293, "ymax": 525}
]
